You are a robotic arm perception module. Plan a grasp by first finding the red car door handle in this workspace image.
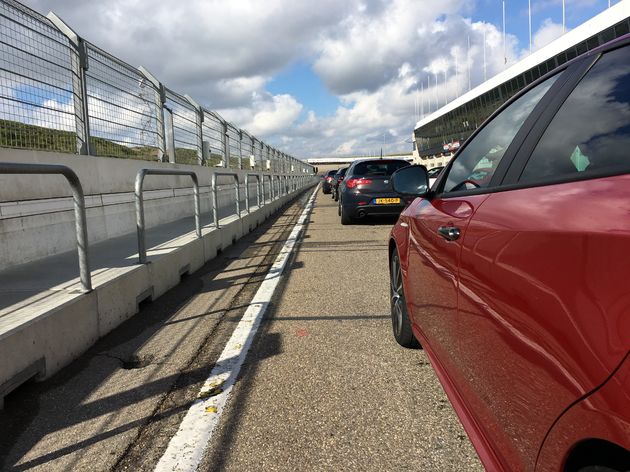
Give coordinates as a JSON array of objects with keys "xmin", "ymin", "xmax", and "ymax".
[{"xmin": 437, "ymin": 226, "xmax": 461, "ymax": 241}]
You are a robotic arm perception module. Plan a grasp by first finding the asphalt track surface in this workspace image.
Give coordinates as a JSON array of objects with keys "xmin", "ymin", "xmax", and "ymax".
[{"xmin": 0, "ymin": 186, "xmax": 483, "ymax": 471}]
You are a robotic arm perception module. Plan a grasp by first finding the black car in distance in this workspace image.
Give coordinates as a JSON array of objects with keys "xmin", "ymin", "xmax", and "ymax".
[
  {"xmin": 337, "ymin": 159, "xmax": 411, "ymax": 225},
  {"xmin": 331, "ymin": 167, "xmax": 348, "ymax": 201},
  {"xmin": 321, "ymin": 169, "xmax": 337, "ymax": 194}
]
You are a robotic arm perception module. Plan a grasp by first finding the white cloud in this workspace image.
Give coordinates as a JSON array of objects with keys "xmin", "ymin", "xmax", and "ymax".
[
  {"xmin": 313, "ymin": 0, "xmax": 465, "ymax": 94},
  {"xmin": 278, "ymin": 14, "xmax": 519, "ymax": 157},
  {"xmin": 218, "ymin": 92, "xmax": 303, "ymax": 138},
  {"xmin": 334, "ymin": 139, "xmax": 358, "ymax": 154},
  {"xmin": 532, "ymin": 18, "xmax": 565, "ymax": 51},
  {"xmin": 15, "ymin": 0, "xmax": 557, "ymax": 158}
]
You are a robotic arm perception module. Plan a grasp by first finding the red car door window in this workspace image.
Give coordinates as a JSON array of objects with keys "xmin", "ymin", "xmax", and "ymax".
[
  {"xmin": 520, "ymin": 44, "xmax": 630, "ymax": 183},
  {"xmin": 443, "ymin": 75, "xmax": 558, "ymax": 193}
]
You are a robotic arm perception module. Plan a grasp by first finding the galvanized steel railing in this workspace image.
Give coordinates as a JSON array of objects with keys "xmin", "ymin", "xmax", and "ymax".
[
  {"xmin": 245, "ymin": 173, "xmax": 262, "ymax": 212},
  {"xmin": 1, "ymin": 162, "xmax": 315, "ymax": 278},
  {"xmin": 0, "ymin": 162, "xmax": 92, "ymax": 291},
  {"xmin": 212, "ymin": 171, "xmax": 240, "ymax": 229},
  {"xmin": 134, "ymin": 168, "xmax": 201, "ymax": 264}
]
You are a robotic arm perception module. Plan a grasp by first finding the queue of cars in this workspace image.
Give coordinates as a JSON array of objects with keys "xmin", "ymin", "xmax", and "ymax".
[
  {"xmin": 388, "ymin": 36, "xmax": 630, "ymax": 471},
  {"xmin": 322, "ymin": 159, "xmax": 426, "ymax": 225}
]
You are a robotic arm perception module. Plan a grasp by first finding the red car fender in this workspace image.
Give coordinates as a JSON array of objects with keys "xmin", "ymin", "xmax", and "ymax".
[
  {"xmin": 536, "ymin": 352, "xmax": 630, "ymax": 471},
  {"xmin": 389, "ymin": 198, "xmax": 421, "ymax": 277}
]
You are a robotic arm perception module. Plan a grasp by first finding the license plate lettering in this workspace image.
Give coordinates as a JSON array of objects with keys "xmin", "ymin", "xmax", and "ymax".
[{"xmin": 374, "ymin": 198, "xmax": 400, "ymax": 204}]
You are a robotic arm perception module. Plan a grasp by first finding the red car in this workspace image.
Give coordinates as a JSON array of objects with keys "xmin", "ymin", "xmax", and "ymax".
[{"xmin": 389, "ymin": 37, "xmax": 630, "ymax": 471}]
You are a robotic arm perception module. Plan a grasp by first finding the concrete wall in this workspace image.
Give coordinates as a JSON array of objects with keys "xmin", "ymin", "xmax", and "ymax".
[{"xmin": 0, "ymin": 149, "xmax": 302, "ymax": 270}]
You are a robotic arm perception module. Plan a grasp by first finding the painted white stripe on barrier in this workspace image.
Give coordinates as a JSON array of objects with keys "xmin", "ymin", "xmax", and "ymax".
[{"xmin": 154, "ymin": 184, "xmax": 319, "ymax": 472}]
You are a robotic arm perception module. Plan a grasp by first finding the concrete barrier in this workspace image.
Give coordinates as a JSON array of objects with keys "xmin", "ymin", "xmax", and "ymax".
[
  {"xmin": 0, "ymin": 148, "xmax": 316, "ymax": 408},
  {"xmin": 0, "ymin": 149, "xmax": 302, "ymax": 270}
]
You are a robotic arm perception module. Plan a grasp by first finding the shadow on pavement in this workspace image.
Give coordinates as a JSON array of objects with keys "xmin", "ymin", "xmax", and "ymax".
[{"xmin": 0, "ymin": 195, "xmax": 306, "ymax": 471}]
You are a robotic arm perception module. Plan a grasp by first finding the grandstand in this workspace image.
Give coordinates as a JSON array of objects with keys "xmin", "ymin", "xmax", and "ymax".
[{"xmin": 413, "ymin": 2, "xmax": 630, "ymax": 169}]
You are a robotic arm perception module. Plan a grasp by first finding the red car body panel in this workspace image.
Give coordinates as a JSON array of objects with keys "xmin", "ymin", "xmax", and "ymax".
[
  {"xmin": 404, "ymin": 195, "xmax": 488, "ymax": 375},
  {"xmin": 457, "ymin": 175, "xmax": 630, "ymax": 470},
  {"xmin": 536, "ymin": 352, "xmax": 630, "ymax": 471},
  {"xmin": 391, "ymin": 174, "xmax": 630, "ymax": 470}
]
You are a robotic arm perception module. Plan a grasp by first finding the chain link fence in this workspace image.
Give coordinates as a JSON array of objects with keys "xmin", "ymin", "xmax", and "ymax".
[
  {"xmin": 0, "ymin": 0, "xmax": 77, "ymax": 153},
  {"xmin": 253, "ymin": 138, "xmax": 264, "ymax": 171},
  {"xmin": 226, "ymin": 123, "xmax": 241, "ymax": 169},
  {"xmin": 165, "ymin": 88, "xmax": 200, "ymax": 165},
  {"xmin": 0, "ymin": 0, "xmax": 312, "ymax": 174},
  {"xmin": 202, "ymin": 110, "xmax": 226, "ymax": 167},
  {"xmin": 85, "ymin": 43, "xmax": 164, "ymax": 160}
]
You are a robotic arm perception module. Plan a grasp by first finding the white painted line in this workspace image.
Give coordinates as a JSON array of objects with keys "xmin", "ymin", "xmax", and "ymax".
[{"xmin": 154, "ymin": 184, "xmax": 319, "ymax": 472}]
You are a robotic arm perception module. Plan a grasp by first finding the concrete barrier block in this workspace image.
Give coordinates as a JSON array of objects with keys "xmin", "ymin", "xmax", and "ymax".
[
  {"xmin": 148, "ymin": 248, "xmax": 191, "ymax": 299},
  {"xmin": 95, "ymin": 265, "xmax": 151, "ymax": 337},
  {"xmin": 0, "ymin": 292, "xmax": 99, "ymax": 389},
  {"xmin": 187, "ymin": 238, "xmax": 206, "ymax": 274},
  {"xmin": 219, "ymin": 217, "xmax": 244, "ymax": 250},
  {"xmin": 202, "ymin": 229, "xmax": 221, "ymax": 262}
]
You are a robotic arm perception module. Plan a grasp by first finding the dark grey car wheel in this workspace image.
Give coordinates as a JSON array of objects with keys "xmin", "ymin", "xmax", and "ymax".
[{"xmin": 390, "ymin": 248, "xmax": 420, "ymax": 348}]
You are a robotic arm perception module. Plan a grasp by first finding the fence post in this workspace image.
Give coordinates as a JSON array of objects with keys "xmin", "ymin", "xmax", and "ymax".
[
  {"xmin": 163, "ymin": 106, "xmax": 176, "ymax": 163},
  {"xmin": 270, "ymin": 148, "xmax": 275, "ymax": 173},
  {"xmin": 238, "ymin": 130, "xmax": 243, "ymax": 170},
  {"xmin": 47, "ymin": 13, "xmax": 92, "ymax": 156},
  {"xmin": 222, "ymin": 120, "xmax": 229, "ymax": 168},
  {"xmin": 138, "ymin": 66, "xmax": 167, "ymax": 162},
  {"xmin": 185, "ymin": 94, "xmax": 204, "ymax": 165}
]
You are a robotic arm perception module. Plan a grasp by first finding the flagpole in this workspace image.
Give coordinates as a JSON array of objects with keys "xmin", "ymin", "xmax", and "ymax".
[
  {"xmin": 421, "ymin": 82, "xmax": 424, "ymax": 119},
  {"xmin": 444, "ymin": 70, "xmax": 447, "ymax": 105},
  {"xmin": 483, "ymin": 29, "xmax": 487, "ymax": 81},
  {"xmin": 529, "ymin": 0, "xmax": 532, "ymax": 53},
  {"xmin": 434, "ymin": 73, "xmax": 438, "ymax": 110},
  {"xmin": 562, "ymin": 0, "xmax": 566, "ymax": 33},
  {"xmin": 455, "ymin": 52, "xmax": 459, "ymax": 97},
  {"xmin": 467, "ymin": 34, "xmax": 471, "ymax": 91},
  {"xmin": 502, "ymin": 0, "xmax": 506, "ymax": 65}
]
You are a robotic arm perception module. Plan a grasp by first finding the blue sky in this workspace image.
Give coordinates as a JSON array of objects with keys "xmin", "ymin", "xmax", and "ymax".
[
  {"xmin": 262, "ymin": 0, "xmax": 621, "ymax": 129},
  {"xmin": 267, "ymin": 62, "xmax": 340, "ymax": 119},
  {"xmin": 19, "ymin": 0, "xmax": 628, "ymax": 157},
  {"xmin": 474, "ymin": 0, "xmax": 617, "ymax": 49},
  {"xmin": 266, "ymin": 0, "xmax": 618, "ymax": 121}
]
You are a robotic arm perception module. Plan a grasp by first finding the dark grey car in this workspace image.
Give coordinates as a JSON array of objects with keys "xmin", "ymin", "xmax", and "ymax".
[
  {"xmin": 331, "ymin": 167, "xmax": 348, "ymax": 201},
  {"xmin": 321, "ymin": 169, "xmax": 337, "ymax": 194},
  {"xmin": 338, "ymin": 159, "xmax": 411, "ymax": 225}
]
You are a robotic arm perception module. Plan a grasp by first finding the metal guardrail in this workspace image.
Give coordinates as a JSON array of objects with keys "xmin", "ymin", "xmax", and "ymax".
[
  {"xmin": 286, "ymin": 175, "xmax": 295, "ymax": 194},
  {"xmin": 212, "ymin": 171, "xmax": 240, "ymax": 229},
  {"xmin": 244, "ymin": 173, "xmax": 262, "ymax": 213},
  {"xmin": 274, "ymin": 175, "xmax": 287, "ymax": 197},
  {"xmin": 261, "ymin": 174, "xmax": 274, "ymax": 204},
  {"xmin": 134, "ymin": 169, "xmax": 201, "ymax": 264},
  {"xmin": 0, "ymin": 162, "xmax": 92, "ymax": 291}
]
